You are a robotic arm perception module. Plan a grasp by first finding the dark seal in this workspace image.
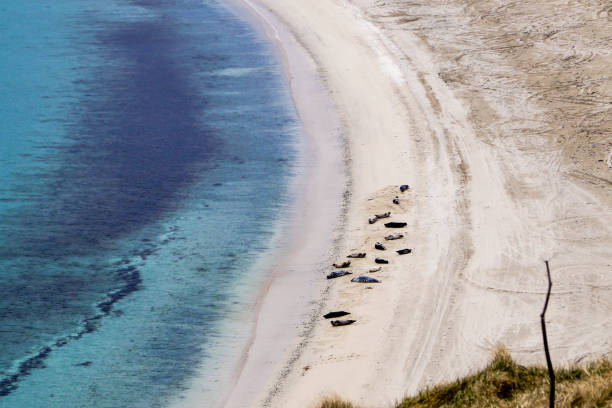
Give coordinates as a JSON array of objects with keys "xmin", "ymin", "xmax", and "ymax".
[
  {"xmin": 331, "ymin": 319, "xmax": 356, "ymax": 327},
  {"xmin": 351, "ymin": 276, "xmax": 380, "ymax": 283},
  {"xmin": 324, "ymin": 311, "xmax": 350, "ymax": 319},
  {"xmin": 327, "ymin": 270, "xmax": 352, "ymax": 279}
]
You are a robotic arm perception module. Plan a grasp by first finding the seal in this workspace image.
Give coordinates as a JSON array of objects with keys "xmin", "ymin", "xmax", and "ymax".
[
  {"xmin": 351, "ymin": 276, "xmax": 380, "ymax": 283},
  {"xmin": 327, "ymin": 270, "xmax": 352, "ymax": 279},
  {"xmin": 384, "ymin": 233, "xmax": 404, "ymax": 240},
  {"xmin": 332, "ymin": 261, "xmax": 351, "ymax": 268},
  {"xmin": 384, "ymin": 222, "xmax": 407, "ymax": 228},
  {"xmin": 369, "ymin": 267, "xmax": 382, "ymax": 273},
  {"xmin": 368, "ymin": 217, "xmax": 377, "ymax": 224},
  {"xmin": 331, "ymin": 319, "xmax": 356, "ymax": 327},
  {"xmin": 347, "ymin": 252, "xmax": 366, "ymax": 258},
  {"xmin": 400, "ymin": 184, "xmax": 410, "ymax": 192},
  {"xmin": 374, "ymin": 242, "xmax": 386, "ymax": 250},
  {"xmin": 393, "ymin": 196, "xmax": 400, "ymax": 204},
  {"xmin": 397, "ymin": 248, "xmax": 412, "ymax": 255},
  {"xmin": 374, "ymin": 212, "xmax": 391, "ymax": 219},
  {"xmin": 375, "ymin": 258, "xmax": 389, "ymax": 264},
  {"xmin": 324, "ymin": 311, "xmax": 350, "ymax": 319}
]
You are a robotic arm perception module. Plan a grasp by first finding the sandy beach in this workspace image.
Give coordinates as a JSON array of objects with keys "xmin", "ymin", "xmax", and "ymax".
[{"xmin": 221, "ymin": 0, "xmax": 612, "ymax": 407}]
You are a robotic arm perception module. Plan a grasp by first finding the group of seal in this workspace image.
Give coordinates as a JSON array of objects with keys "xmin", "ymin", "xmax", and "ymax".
[
  {"xmin": 326, "ymin": 248, "xmax": 380, "ymax": 326},
  {"xmin": 326, "ymin": 184, "xmax": 412, "ymax": 327}
]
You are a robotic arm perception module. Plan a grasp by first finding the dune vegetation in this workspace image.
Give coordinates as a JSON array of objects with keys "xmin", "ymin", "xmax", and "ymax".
[{"xmin": 318, "ymin": 346, "xmax": 612, "ymax": 408}]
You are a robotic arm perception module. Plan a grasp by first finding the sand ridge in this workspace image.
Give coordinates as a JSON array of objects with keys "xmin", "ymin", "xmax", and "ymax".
[{"xmin": 222, "ymin": 0, "xmax": 612, "ymax": 407}]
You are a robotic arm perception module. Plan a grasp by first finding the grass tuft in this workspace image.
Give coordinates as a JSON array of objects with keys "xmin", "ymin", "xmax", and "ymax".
[
  {"xmin": 318, "ymin": 397, "xmax": 358, "ymax": 408},
  {"xmin": 316, "ymin": 347, "xmax": 612, "ymax": 408}
]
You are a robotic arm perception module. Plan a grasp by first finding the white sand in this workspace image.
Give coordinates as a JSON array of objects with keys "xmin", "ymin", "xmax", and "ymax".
[{"xmin": 218, "ymin": 0, "xmax": 612, "ymax": 407}]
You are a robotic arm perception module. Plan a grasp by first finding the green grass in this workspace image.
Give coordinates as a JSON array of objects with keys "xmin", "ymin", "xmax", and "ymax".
[{"xmin": 318, "ymin": 346, "xmax": 612, "ymax": 408}]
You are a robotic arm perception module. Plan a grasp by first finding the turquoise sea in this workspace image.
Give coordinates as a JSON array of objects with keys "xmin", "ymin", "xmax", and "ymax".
[{"xmin": 0, "ymin": 0, "xmax": 298, "ymax": 406}]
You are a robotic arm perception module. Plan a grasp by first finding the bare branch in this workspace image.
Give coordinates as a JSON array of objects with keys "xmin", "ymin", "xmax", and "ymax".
[{"xmin": 541, "ymin": 260, "xmax": 555, "ymax": 408}]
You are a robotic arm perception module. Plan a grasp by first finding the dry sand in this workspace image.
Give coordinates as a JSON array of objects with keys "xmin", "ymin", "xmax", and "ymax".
[{"xmin": 222, "ymin": 0, "xmax": 612, "ymax": 407}]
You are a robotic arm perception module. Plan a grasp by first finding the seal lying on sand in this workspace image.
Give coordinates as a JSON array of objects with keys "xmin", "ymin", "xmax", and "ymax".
[
  {"xmin": 351, "ymin": 276, "xmax": 380, "ymax": 283},
  {"xmin": 375, "ymin": 212, "xmax": 391, "ymax": 219},
  {"xmin": 385, "ymin": 222, "xmax": 407, "ymax": 228},
  {"xmin": 385, "ymin": 233, "xmax": 404, "ymax": 240},
  {"xmin": 347, "ymin": 252, "xmax": 366, "ymax": 258},
  {"xmin": 368, "ymin": 217, "xmax": 377, "ymax": 224},
  {"xmin": 374, "ymin": 242, "xmax": 386, "ymax": 250},
  {"xmin": 324, "ymin": 311, "xmax": 350, "ymax": 319},
  {"xmin": 397, "ymin": 248, "xmax": 412, "ymax": 255},
  {"xmin": 393, "ymin": 196, "xmax": 400, "ymax": 205},
  {"xmin": 327, "ymin": 270, "xmax": 352, "ymax": 279},
  {"xmin": 400, "ymin": 184, "xmax": 410, "ymax": 192},
  {"xmin": 375, "ymin": 258, "xmax": 389, "ymax": 264},
  {"xmin": 369, "ymin": 267, "xmax": 382, "ymax": 273},
  {"xmin": 331, "ymin": 319, "xmax": 356, "ymax": 327},
  {"xmin": 332, "ymin": 261, "xmax": 351, "ymax": 268}
]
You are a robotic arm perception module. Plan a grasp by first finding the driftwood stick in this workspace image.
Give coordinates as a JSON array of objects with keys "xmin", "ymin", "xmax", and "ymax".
[{"xmin": 541, "ymin": 260, "xmax": 555, "ymax": 408}]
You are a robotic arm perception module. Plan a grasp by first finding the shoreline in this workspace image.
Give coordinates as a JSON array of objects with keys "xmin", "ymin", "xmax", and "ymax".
[
  {"xmin": 218, "ymin": 1, "xmax": 347, "ymax": 406},
  {"xmin": 163, "ymin": 1, "xmax": 347, "ymax": 407}
]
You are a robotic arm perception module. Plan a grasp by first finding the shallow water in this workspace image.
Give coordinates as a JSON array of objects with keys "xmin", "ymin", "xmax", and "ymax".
[{"xmin": 0, "ymin": 0, "xmax": 298, "ymax": 406}]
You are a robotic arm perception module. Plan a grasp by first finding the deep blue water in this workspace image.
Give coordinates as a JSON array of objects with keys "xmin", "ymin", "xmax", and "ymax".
[{"xmin": 0, "ymin": 0, "xmax": 297, "ymax": 407}]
